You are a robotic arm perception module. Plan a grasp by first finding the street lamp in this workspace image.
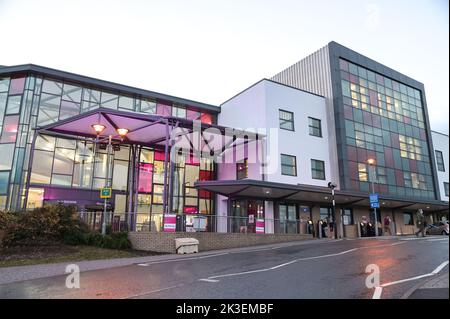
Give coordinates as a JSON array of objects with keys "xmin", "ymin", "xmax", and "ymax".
[
  {"xmin": 91, "ymin": 124, "xmax": 129, "ymax": 235},
  {"xmin": 327, "ymin": 181, "xmax": 338, "ymax": 239},
  {"xmin": 367, "ymin": 158, "xmax": 379, "ymax": 237}
]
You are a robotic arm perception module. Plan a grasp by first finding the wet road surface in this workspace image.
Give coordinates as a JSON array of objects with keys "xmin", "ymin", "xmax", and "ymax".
[{"xmin": 0, "ymin": 236, "xmax": 448, "ymax": 299}]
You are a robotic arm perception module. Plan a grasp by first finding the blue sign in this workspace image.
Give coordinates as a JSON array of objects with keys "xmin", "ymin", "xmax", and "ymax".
[
  {"xmin": 370, "ymin": 202, "xmax": 380, "ymax": 208},
  {"xmin": 369, "ymin": 193, "xmax": 379, "ymax": 204}
]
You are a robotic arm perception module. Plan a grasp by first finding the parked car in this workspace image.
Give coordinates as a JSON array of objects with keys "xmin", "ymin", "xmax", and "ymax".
[{"xmin": 426, "ymin": 221, "xmax": 449, "ymax": 235}]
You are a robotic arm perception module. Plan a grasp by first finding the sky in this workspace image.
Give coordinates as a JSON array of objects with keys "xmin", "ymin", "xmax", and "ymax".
[{"xmin": 0, "ymin": 0, "xmax": 448, "ymax": 133}]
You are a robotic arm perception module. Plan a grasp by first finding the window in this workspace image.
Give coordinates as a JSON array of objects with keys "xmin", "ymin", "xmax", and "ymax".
[
  {"xmin": 140, "ymin": 99, "xmax": 156, "ymax": 114},
  {"xmin": 311, "ymin": 159, "xmax": 325, "ymax": 180},
  {"xmin": 236, "ymin": 158, "xmax": 248, "ymax": 180},
  {"xmin": 435, "ymin": 150, "xmax": 445, "ymax": 172},
  {"xmin": 358, "ymin": 163, "xmax": 368, "ymax": 181},
  {"xmin": 0, "ymin": 171, "xmax": 9, "ymax": 194},
  {"xmin": 445, "ymin": 182, "xmax": 449, "ymax": 197},
  {"xmin": 0, "ymin": 144, "xmax": 15, "ymax": 170},
  {"xmin": 172, "ymin": 105, "xmax": 187, "ymax": 118},
  {"xmin": 320, "ymin": 207, "xmax": 331, "ymax": 220},
  {"xmin": 403, "ymin": 212, "xmax": 414, "ymax": 226},
  {"xmin": 281, "ymin": 154, "xmax": 297, "ymax": 176},
  {"xmin": 279, "ymin": 110, "xmax": 294, "ymax": 131},
  {"xmin": 342, "ymin": 208, "xmax": 353, "ymax": 225},
  {"xmin": 0, "ymin": 115, "xmax": 19, "ymax": 143},
  {"xmin": 308, "ymin": 117, "xmax": 322, "ymax": 137}
]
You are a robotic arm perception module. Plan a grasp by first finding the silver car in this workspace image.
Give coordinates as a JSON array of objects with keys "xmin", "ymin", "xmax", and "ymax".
[{"xmin": 426, "ymin": 221, "xmax": 449, "ymax": 236}]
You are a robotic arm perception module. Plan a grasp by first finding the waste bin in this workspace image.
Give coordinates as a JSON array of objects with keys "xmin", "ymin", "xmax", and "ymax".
[{"xmin": 175, "ymin": 238, "xmax": 199, "ymax": 254}]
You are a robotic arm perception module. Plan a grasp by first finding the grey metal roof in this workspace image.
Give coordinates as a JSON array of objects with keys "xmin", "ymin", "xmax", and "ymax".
[{"xmin": 0, "ymin": 64, "xmax": 221, "ymax": 113}]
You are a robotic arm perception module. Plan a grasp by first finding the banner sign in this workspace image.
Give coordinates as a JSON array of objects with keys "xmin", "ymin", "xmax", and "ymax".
[
  {"xmin": 163, "ymin": 214, "xmax": 177, "ymax": 232},
  {"xmin": 256, "ymin": 219, "xmax": 265, "ymax": 234}
]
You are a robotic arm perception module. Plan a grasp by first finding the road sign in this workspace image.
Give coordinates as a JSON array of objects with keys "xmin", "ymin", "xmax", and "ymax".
[
  {"xmin": 370, "ymin": 193, "xmax": 379, "ymax": 208},
  {"xmin": 370, "ymin": 202, "xmax": 380, "ymax": 208},
  {"xmin": 100, "ymin": 187, "xmax": 112, "ymax": 199},
  {"xmin": 369, "ymin": 193, "xmax": 379, "ymax": 204}
]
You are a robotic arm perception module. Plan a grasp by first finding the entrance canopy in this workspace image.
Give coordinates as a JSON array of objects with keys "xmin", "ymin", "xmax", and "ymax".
[
  {"xmin": 36, "ymin": 108, "xmax": 261, "ymax": 154},
  {"xmin": 195, "ymin": 179, "xmax": 449, "ymax": 213}
]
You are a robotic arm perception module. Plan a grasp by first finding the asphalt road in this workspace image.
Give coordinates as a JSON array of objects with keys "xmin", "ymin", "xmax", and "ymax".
[{"xmin": 0, "ymin": 236, "xmax": 448, "ymax": 299}]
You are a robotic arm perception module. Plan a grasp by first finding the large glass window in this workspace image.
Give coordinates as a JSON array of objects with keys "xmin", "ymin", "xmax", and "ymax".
[
  {"xmin": 236, "ymin": 158, "xmax": 248, "ymax": 180},
  {"xmin": 311, "ymin": 159, "xmax": 325, "ymax": 180},
  {"xmin": 100, "ymin": 92, "xmax": 118, "ymax": 109},
  {"xmin": 403, "ymin": 212, "xmax": 414, "ymax": 225},
  {"xmin": 435, "ymin": 150, "xmax": 445, "ymax": 172},
  {"xmin": 172, "ymin": 105, "xmax": 187, "ymax": 118},
  {"xmin": 38, "ymin": 93, "xmax": 61, "ymax": 125},
  {"xmin": 281, "ymin": 154, "xmax": 297, "ymax": 176},
  {"xmin": 6, "ymin": 95, "xmax": 22, "ymax": 114},
  {"xmin": 140, "ymin": 99, "xmax": 156, "ymax": 114},
  {"xmin": 0, "ymin": 115, "xmax": 19, "ymax": 143},
  {"xmin": 30, "ymin": 150, "xmax": 54, "ymax": 184},
  {"xmin": 279, "ymin": 109, "xmax": 294, "ymax": 131},
  {"xmin": 308, "ymin": 117, "xmax": 322, "ymax": 137},
  {"xmin": 0, "ymin": 144, "xmax": 15, "ymax": 170},
  {"xmin": 0, "ymin": 171, "xmax": 9, "ymax": 194}
]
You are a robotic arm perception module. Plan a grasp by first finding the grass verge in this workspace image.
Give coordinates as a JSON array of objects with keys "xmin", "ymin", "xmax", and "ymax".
[{"xmin": 0, "ymin": 244, "xmax": 161, "ymax": 268}]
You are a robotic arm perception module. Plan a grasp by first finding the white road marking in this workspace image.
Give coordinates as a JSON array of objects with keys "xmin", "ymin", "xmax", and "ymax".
[
  {"xmin": 136, "ymin": 252, "xmax": 230, "ymax": 266},
  {"xmin": 381, "ymin": 273, "xmax": 434, "ymax": 287},
  {"xmin": 198, "ymin": 279, "xmax": 219, "ymax": 283},
  {"xmin": 431, "ymin": 260, "xmax": 449, "ymax": 274},
  {"xmin": 426, "ymin": 238, "xmax": 449, "ymax": 242},
  {"xmin": 373, "ymin": 259, "xmax": 449, "ymax": 299},
  {"xmin": 372, "ymin": 287, "xmax": 383, "ymax": 299},
  {"xmin": 124, "ymin": 284, "xmax": 183, "ymax": 299},
  {"xmin": 204, "ymin": 248, "xmax": 359, "ymax": 281}
]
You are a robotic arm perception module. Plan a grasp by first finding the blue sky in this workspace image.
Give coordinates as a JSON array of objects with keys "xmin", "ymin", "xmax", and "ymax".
[{"xmin": 0, "ymin": 0, "xmax": 448, "ymax": 133}]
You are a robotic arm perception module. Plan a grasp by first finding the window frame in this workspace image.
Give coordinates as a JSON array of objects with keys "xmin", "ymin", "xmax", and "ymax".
[
  {"xmin": 444, "ymin": 182, "xmax": 449, "ymax": 197},
  {"xmin": 279, "ymin": 109, "xmax": 295, "ymax": 131},
  {"xmin": 280, "ymin": 154, "xmax": 297, "ymax": 176},
  {"xmin": 308, "ymin": 117, "xmax": 322, "ymax": 137},
  {"xmin": 435, "ymin": 150, "xmax": 445, "ymax": 172},
  {"xmin": 403, "ymin": 212, "xmax": 414, "ymax": 226},
  {"xmin": 236, "ymin": 158, "xmax": 248, "ymax": 180},
  {"xmin": 311, "ymin": 159, "xmax": 326, "ymax": 180}
]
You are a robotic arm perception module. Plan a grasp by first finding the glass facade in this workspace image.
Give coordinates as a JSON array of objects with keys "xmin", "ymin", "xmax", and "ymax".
[
  {"xmin": 0, "ymin": 72, "xmax": 216, "ymax": 213},
  {"xmin": 339, "ymin": 58, "xmax": 436, "ymax": 200}
]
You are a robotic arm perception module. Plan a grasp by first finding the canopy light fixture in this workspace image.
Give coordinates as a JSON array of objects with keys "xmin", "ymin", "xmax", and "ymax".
[{"xmin": 91, "ymin": 124, "xmax": 106, "ymax": 135}]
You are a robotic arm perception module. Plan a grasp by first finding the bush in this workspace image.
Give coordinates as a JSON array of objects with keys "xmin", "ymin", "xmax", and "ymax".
[
  {"xmin": 0, "ymin": 210, "xmax": 18, "ymax": 249},
  {"xmin": 83, "ymin": 231, "xmax": 131, "ymax": 250},
  {"xmin": 1, "ymin": 204, "xmax": 131, "ymax": 251}
]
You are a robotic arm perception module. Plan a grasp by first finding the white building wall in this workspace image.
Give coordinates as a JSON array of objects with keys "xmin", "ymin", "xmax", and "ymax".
[
  {"xmin": 219, "ymin": 79, "xmax": 335, "ymax": 187},
  {"xmin": 263, "ymin": 80, "xmax": 335, "ymax": 186},
  {"xmin": 431, "ymin": 131, "xmax": 449, "ymax": 202}
]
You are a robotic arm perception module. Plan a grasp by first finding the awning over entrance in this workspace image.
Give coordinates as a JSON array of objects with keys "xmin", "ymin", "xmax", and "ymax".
[
  {"xmin": 36, "ymin": 108, "xmax": 261, "ymax": 152},
  {"xmin": 195, "ymin": 179, "xmax": 449, "ymax": 213}
]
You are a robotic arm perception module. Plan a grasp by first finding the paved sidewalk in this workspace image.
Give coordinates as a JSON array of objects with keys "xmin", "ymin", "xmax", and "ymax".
[
  {"xmin": 404, "ymin": 272, "xmax": 449, "ymax": 299},
  {"xmin": 0, "ymin": 238, "xmax": 332, "ymax": 285}
]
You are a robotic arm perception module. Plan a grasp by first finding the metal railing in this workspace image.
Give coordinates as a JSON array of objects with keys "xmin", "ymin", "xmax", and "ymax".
[{"xmin": 77, "ymin": 211, "xmax": 316, "ymax": 235}]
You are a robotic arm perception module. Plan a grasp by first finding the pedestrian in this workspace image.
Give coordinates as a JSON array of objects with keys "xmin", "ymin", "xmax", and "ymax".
[
  {"xmin": 415, "ymin": 209, "xmax": 427, "ymax": 237},
  {"xmin": 383, "ymin": 215, "xmax": 392, "ymax": 236}
]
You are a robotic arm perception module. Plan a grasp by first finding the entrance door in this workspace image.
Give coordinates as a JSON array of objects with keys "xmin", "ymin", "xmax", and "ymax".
[{"xmin": 279, "ymin": 204, "xmax": 297, "ymax": 234}]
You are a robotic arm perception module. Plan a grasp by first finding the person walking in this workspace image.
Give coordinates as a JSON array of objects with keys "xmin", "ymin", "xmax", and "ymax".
[
  {"xmin": 383, "ymin": 215, "xmax": 392, "ymax": 236},
  {"xmin": 415, "ymin": 209, "xmax": 427, "ymax": 237}
]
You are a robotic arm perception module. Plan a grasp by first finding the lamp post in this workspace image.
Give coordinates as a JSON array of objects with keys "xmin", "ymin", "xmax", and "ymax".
[
  {"xmin": 367, "ymin": 158, "xmax": 379, "ymax": 237},
  {"xmin": 327, "ymin": 182, "xmax": 338, "ymax": 239},
  {"xmin": 91, "ymin": 124, "xmax": 128, "ymax": 236}
]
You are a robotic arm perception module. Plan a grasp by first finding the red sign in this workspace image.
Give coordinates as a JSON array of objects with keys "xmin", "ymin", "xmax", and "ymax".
[
  {"xmin": 256, "ymin": 219, "xmax": 265, "ymax": 234},
  {"xmin": 163, "ymin": 214, "xmax": 177, "ymax": 232}
]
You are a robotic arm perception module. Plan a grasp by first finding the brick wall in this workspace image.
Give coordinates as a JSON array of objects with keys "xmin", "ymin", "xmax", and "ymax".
[{"xmin": 128, "ymin": 232, "xmax": 313, "ymax": 254}]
